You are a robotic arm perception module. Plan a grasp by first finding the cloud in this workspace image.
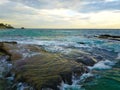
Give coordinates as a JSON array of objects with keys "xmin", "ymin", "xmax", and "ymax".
[
  {"xmin": 0, "ymin": 0, "xmax": 120, "ymax": 28},
  {"xmin": 104, "ymin": 0, "xmax": 119, "ymax": 2},
  {"xmin": 80, "ymin": 0, "xmax": 120, "ymax": 13},
  {"xmin": 8, "ymin": 0, "xmax": 120, "ymax": 13},
  {"xmin": 0, "ymin": 0, "xmax": 9, "ymax": 5}
]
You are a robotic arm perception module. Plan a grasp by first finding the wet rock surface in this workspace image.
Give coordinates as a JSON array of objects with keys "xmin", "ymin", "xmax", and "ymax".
[
  {"xmin": 1, "ymin": 41, "xmax": 117, "ymax": 90},
  {"xmin": 0, "ymin": 50, "xmax": 12, "ymax": 90},
  {"xmin": 63, "ymin": 50, "xmax": 97, "ymax": 66},
  {"xmin": 0, "ymin": 79, "xmax": 6, "ymax": 90},
  {"xmin": 0, "ymin": 42, "xmax": 89, "ymax": 90}
]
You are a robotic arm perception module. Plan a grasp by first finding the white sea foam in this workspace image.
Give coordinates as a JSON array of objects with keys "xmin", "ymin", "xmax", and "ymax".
[
  {"xmin": 59, "ymin": 59, "xmax": 115, "ymax": 90},
  {"xmin": 116, "ymin": 53, "xmax": 120, "ymax": 59},
  {"xmin": 17, "ymin": 82, "xmax": 34, "ymax": 90},
  {"xmin": 44, "ymin": 46, "xmax": 72, "ymax": 54},
  {"xmin": 18, "ymin": 40, "xmax": 70, "ymax": 46},
  {"xmin": 59, "ymin": 81, "xmax": 83, "ymax": 90},
  {"xmin": 1, "ymin": 37, "xmax": 91, "ymax": 55},
  {"xmin": 18, "ymin": 39, "xmax": 90, "ymax": 48},
  {"xmin": 45, "ymin": 46, "xmax": 64, "ymax": 53},
  {"xmin": 59, "ymin": 73, "xmax": 93, "ymax": 90},
  {"xmin": 0, "ymin": 56, "xmax": 12, "ymax": 78},
  {"xmin": 88, "ymin": 60, "xmax": 115, "ymax": 70},
  {"xmin": 80, "ymin": 73, "xmax": 93, "ymax": 82},
  {"xmin": 18, "ymin": 40, "xmax": 89, "ymax": 54},
  {"xmin": 11, "ymin": 46, "xmax": 41, "ymax": 60}
]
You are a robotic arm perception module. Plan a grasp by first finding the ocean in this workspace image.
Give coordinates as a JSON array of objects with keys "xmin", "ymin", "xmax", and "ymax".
[{"xmin": 0, "ymin": 29, "xmax": 120, "ymax": 90}]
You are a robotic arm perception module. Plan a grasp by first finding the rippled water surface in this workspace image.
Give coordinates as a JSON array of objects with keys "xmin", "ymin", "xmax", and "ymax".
[{"xmin": 0, "ymin": 29, "xmax": 120, "ymax": 90}]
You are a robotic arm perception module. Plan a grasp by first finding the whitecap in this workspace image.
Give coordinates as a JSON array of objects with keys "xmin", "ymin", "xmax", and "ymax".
[
  {"xmin": 59, "ymin": 81, "xmax": 83, "ymax": 90},
  {"xmin": 44, "ymin": 46, "xmax": 64, "ymax": 53},
  {"xmin": 116, "ymin": 53, "xmax": 120, "ymax": 59},
  {"xmin": 80, "ymin": 73, "xmax": 93, "ymax": 82},
  {"xmin": 89, "ymin": 60, "xmax": 115, "ymax": 70}
]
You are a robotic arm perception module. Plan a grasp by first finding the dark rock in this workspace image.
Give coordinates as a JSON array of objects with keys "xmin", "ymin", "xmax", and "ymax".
[
  {"xmin": 0, "ymin": 79, "xmax": 6, "ymax": 90},
  {"xmin": 99, "ymin": 34, "xmax": 120, "ymax": 38},
  {"xmin": 21, "ymin": 27, "xmax": 25, "ymax": 29},
  {"xmin": 0, "ymin": 42, "xmax": 23, "ymax": 60},
  {"xmin": 63, "ymin": 50, "xmax": 97, "ymax": 66},
  {"xmin": 0, "ymin": 23, "xmax": 14, "ymax": 29},
  {"xmin": 76, "ymin": 56, "xmax": 96, "ymax": 66},
  {"xmin": 60, "ymin": 71, "xmax": 72, "ymax": 85},
  {"xmin": 95, "ymin": 56, "xmax": 103, "ymax": 61},
  {"xmin": 0, "ymin": 42, "xmax": 17, "ymax": 58},
  {"xmin": 0, "ymin": 41, "xmax": 17, "ymax": 44},
  {"xmin": 77, "ymin": 42, "xmax": 85, "ymax": 44},
  {"xmin": 72, "ymin": 66, "xmax": 90, "ymax": 80},
  {"xmin": 97, "ymin": 34, "xmax": 120, "ymax": 41},
  {"xmin": 42, "ymin": 88, "xmax": 54, "ymax": 90},
  {"xmin": 41, "ymin": 76, "xmax": 62, "ymax": 90}
]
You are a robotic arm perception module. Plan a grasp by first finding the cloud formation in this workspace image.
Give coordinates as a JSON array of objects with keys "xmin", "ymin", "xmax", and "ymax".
[
  {"xmin": 80, "ymin": 0, "xmax": 120, "ymax": 13},
  {"xmin": 0, "ymin": 0, "xmax": 120, "ymax": 28}
]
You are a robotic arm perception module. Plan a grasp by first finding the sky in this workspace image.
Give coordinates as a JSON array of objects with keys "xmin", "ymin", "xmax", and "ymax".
[{"xmin": 0, "ymin": 0, "xmax": 120, "ymax": 28}]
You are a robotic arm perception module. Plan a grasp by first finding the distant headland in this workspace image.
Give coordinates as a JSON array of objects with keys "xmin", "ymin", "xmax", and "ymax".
[
  {"xmin": 0, "ymin": 23, "xmax": 14, "ymax": 29},
  {"xmin": 0, "ymin": 23, "xmax": 25, "ymax": 29}
]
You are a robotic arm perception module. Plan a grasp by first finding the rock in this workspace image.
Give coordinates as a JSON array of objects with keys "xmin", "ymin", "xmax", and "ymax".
[
  {"xmin": 21, "ymin": 27, "xmax": 25, "ymax": 29},
  {"xmin": 72, "ymin": 66, "xmax": 89, "ymax": 79},
  {"xmin": 42, "ymin": 88, "xmax": 54, "ymax": 90},
  {"xmin": 76, "ymin": 56, "xmax": 96, "ymax": 66},
  {"xmin": 0, "ymin": 42, "xmax": 17, "ymax": 57},
  {"xmin": 77, "ymin": 42, "xmax": 85, "ymax": 44},
  {"xmin": 0, "ymin": 79, "xmax": 6, "ymax": 90},
  {"xmin": 0, "ymin": 52, "xmax": 5, "ymax": 56},
  {"xmin": 0, "ymin": 41, "xmax": 17, "ymax": 44},
  {"xmin": 0, "ymin": 23, "xmax": 14, "ymax": 29},
  {"xmin": 63, "ymin": 50, "xmax": 97, "ymax": 66},
  {"xmin": 0, "ymin": 42, "xmax": 86, "ymax": 90},
  {"xmin": 14, "ymin": 54, "xmax": 84, "ymax": 90},
  {"xmin": 97, "ymin": 34, "xmax": 120, "ymax": 41},
  {"xmin": 0, "ymin": 42, "xmax": 22, "ymax": 60},
  {"xmin": 60, "ymin": 71, "xmax": 72, "ymax": 85}
]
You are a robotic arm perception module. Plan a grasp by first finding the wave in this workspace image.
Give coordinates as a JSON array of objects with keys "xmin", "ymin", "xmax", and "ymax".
[
  {"xmin": 59, "ymin": 81, "xmax": 84, "ymax": 90},
  {"xmin": 116, "ymin": 53, "xmax": 120, "ymax": 59},
  {"xmin": 88, "ymin": 60, "xmax": 115, "ymax": 70}
]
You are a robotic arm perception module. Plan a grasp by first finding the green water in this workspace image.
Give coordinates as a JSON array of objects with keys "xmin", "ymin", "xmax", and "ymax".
[
  {"xmin": 85, "ymin": 68, "xmax": 120, "ymax": 90},
  {"xmin": 0, "ymin": 29, "xmax": 120, "ymax": 90}
]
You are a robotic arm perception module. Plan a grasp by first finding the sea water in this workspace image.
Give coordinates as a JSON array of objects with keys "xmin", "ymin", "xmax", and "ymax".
[{"xmin": 0, "ymin": 29, "xmax": 120, "ymax": 90}]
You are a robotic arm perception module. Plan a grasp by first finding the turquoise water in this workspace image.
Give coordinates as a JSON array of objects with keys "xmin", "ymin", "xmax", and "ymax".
[
  {"xmin": 0, "ymin": 29, "xmax": 120, "ymax": 90},
  {"xmin": 0, "ymin": 29, "xmax": 120, "ymax": 37}
]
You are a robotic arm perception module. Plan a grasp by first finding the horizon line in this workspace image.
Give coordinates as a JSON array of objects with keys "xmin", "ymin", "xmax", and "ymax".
[{"xmin": 15, "ymin": 28, "xmax": 120, "ymax": 30}]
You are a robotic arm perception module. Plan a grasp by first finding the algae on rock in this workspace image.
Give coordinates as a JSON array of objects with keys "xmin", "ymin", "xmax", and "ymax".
[{"xmin": 0, "ymin": 42, "xmax": 87, "ymax": 90}]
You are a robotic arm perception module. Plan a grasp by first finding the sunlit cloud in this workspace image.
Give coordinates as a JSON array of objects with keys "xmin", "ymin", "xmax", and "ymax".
[
  {"xmin": 0, "ymin": 0, "xmax": 120, "ymax": 28},
  {"xmin": 0, "ymin": 0, "xmax": 9, "ymax": 5}
]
